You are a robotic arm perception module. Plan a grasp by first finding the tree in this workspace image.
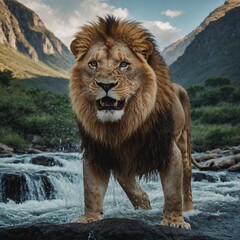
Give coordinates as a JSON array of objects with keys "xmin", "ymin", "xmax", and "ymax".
[
  {"xmin": 0, "ymin": 69, "xmax": 14, "ymax": 86},
  {"xmin": 204, "ymin": 77, "xmax": 231, "ymax": 88}
]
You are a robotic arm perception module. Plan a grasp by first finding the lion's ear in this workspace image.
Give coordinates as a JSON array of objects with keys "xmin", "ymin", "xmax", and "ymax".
[
  {"xmin": 133, "ymin": 41, "xmax": 153, "ymax": 60},
  {"xmin": 70, "ymin": 39, "xmax": 79, "ymax": 57},
  {"xmin": 70, "ymin": 38, "xmax": 87, "ymax": 60}
]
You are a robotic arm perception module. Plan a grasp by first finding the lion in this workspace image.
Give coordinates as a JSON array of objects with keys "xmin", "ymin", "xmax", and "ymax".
[{"xmin": 70, "ymin": 16, "xmax": 195, "ymax": 229}]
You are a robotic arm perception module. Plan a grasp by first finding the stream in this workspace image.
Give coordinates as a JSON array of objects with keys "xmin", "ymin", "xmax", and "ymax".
[{"xmin": 0, "ymin": 152, "xmax": 239, "ymax": 239}]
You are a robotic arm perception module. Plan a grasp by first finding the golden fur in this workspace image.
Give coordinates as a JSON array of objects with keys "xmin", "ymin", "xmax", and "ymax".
[{"xmin": 70, "ymin": 16, "xmax": 193, "ymax": 229}]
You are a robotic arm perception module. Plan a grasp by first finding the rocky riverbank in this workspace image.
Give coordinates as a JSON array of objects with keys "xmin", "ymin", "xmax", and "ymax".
[
  {"xmin": 193, "ymin": 145, "xmax": 240, "ymax": 172},
  {"xmin": 0, "ymin": 143, "xmax": 78, "ymax": 155},
  {"xmin": 1, "ymin": 143, "xmax": 240, "ymax": 172}
]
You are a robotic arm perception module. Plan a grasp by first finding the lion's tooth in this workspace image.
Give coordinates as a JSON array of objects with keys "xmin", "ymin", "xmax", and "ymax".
[
  {"xmin": 114, "ymin": 100, "xmax": 118, "ymax": 107},
  {"xmin": 100, "ymin": 99, "xmax": 104, "ymax": 106}
]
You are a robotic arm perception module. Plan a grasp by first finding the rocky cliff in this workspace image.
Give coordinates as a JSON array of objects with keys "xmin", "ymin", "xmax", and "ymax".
[
  {"xmin": 162, "ymin": 0, "xmax": 240, "ymax": 65},
  {"xmin": 170, "ymin": 6, "xmax": 240, "ymax": 87},
  {"xmin": 0, "ymin": 0, "xmax": 73, "ymax": 72}
]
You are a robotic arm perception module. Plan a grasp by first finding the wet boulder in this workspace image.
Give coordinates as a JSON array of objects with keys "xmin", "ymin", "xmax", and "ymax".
[
  {"xmin": 0, "ymin": 143, "xmax": 13, "ymax": 154},
  {"xmin": 0, "ymin": 218, "xmax": 218, "ymax": 240},
  {"xmin": 233, "ymin": 153, "xmax": 240, "ymax": 163},
  {"xmin": 228, "ymin": 162, "xmax": 240, "ymax": 172},
  {"xmin": 194, "ymin": 152, "xmax": 219, "ymax": 162},
  {"xmin": 230, "ymin": 146, "xmax": 240, "ymax": 154},
  {"xmin": 27, "ymin": 148, "xmax": 43, "ymax": 154},
  {"xmin": 0, "ymin": 172, "xmax": 56, "ymax": 203},
  {"xmin": 192, "ymin": 172, "xmax": 218, "ymax": 182},
  {"xmin": 39, "ymin": 175, "xmax": 56, "ymax": 200},
  {"xmin": 0, "ymin": 173, "xmax": 29, "ymax": 203},
  {"xmin": 31, "ymin": 156, "xmax": 62, "ymax": 167},
  {"xmin": 200, "ymin": 156, "xmax": 236, "ymax": 170}
]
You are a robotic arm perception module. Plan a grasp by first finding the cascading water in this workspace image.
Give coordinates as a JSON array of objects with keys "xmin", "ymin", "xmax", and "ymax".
[
  {"xmin": 0, "ymin": 152, "xmax": 239, "ymax": 239},
  {"xmin": 0, "ymin": 153, "xmax": 84, "ymax": 226}
]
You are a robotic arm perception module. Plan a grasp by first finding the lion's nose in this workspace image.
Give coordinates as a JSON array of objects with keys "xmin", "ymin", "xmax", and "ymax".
[{"xmin": 96, "ymin": 81, "xmax": 118, "ymax": 93}]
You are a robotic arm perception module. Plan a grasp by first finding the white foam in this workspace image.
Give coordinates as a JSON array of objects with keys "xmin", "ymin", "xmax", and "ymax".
[{"xmin": 0, "ymin": 153, "xmax": 239, "ymax": 227}]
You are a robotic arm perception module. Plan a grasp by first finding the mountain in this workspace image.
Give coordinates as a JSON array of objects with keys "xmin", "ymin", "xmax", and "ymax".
[
  {"xmin": 0, "ymin": 0, "xmax": 74, "ymax": 94},
  {"xmin": 170, "ymin": 6, "xmax": 240, "ymax": 87},
  {"xmin": 162, "ymin": 0, "xmax": 240, "ymax": 65}
]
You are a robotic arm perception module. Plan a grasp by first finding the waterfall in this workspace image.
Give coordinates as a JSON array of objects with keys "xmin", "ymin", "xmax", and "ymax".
[
  {"xmin": 0, "ymin": 153, "xmax": 83, "ymax": 204},
  {"xmin": 0, "ymin": 151, "xmax": 239, "ymax": 240}
]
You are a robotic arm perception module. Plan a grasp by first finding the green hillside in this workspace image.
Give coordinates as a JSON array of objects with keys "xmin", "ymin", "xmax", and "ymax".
[
  {"xmin": 170, "ymin": 7, "xmax": 240, "ymax": 87},
  {"xmin": 0, "ymin": 44, "xmax": 69, "ymax": 94}
]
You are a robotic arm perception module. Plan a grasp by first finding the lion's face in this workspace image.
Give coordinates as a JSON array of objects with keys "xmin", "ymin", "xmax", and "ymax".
[{"xmin": 72, "ymin": 41, "xmax": 156, "ymax": 123}]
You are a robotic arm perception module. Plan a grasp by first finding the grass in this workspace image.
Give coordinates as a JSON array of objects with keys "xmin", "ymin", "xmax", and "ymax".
[
  {"xmin": 0, "ymin": 45, "xmax": 70, "ymax": 94},
  {"xmin": 0, "ymin": 45, "xmax": 69, "ymax": 79},
  {"xmin": 191, "ymin": 123, "xmax": 240, "ymax": 151},
  {"xmin": 191, "ymin": 103, "xmax": 240, "ymax": 125},
  {"xmin": 0, "ymin": 128, "xmax": 28, "ymax": 150}
]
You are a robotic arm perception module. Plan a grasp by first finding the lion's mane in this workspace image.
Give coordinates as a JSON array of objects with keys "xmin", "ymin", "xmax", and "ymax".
[{"xmin": 70, "ymin": 16, "xmax": 175, "ymax": 177}]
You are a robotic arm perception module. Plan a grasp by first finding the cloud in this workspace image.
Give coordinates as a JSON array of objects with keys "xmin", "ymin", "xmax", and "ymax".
[
  {"xmin": 143, "ymin": 21, "xmax": 182, "ymax": 50},
  {"xmin": 17, "ymin": 0, "xmax": 129, "ymax": 48},
  {"xmin": 17, "ymin": 0, "xmax": 182, "ymax": 50},
  {"xmin": 162, "ymin": 10, "xmax": 183, "ymax": 18}
]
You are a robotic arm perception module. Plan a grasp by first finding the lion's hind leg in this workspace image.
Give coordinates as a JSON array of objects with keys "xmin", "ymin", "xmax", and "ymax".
[
  {"xmin": 116, "ymin": 175, "xmax": 151, "ymax": 210},
  {"xmin": 177, "ymin": 130, "xmax": 194, "ymax": 212},
  {"xmin": 160, "ymin": 143, "xmax": 191, "ymax": 230}
]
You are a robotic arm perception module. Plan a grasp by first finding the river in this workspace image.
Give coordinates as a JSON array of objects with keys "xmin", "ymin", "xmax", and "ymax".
[{"xmin": 0, "ymin": 152, "xmax": 239, "ymax": 239}]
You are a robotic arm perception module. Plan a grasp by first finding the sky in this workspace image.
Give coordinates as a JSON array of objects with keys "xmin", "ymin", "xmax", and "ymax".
[{"xmin": 17, "ymin": 0, "xmax": 226, "ymax": 51}]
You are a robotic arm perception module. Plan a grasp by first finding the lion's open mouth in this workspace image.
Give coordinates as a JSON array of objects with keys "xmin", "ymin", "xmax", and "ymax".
[{"xmin": 96, "ymin": 96, "xmax": 125, "ymax": 110}]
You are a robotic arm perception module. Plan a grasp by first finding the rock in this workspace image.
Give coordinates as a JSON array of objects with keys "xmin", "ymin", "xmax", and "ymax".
[
  {"xmin": 0, "ymin": 143, "xmax": 13, "ymax": 154},
  {"xmin": 201, "ymin": 156, "xmax": 236, "ymax": 170},
  {"xmin": 214, "ymin": 157, "xmax": 235, "ymax": 169},
  {"xmin": 0, "ymin": 154, "xmax": 13, "ymax": 158},
  {"xmin": 40, "ymin": 175, "xmax": 56, "ymax": 200},
  {"xmin": 14, "ymin": 149, "xmax": 28, "ymax": 154},
  {"xmin": 219, "ymin": 150, "xmax": 231, "ymax": 157},
  {"xmin": 206, "ymin": 148, "xmax": 222, "ymax": 154},
  {"xmin": 230, "ymin": 145, "xmax": 240, "ymax": 154},
  {"xmin": 0, "ymin": 218, "xmax": 217, "ymax": 240},
  {"xmin": 27, "ymin": 148, "xmax": 43, "ymax": 154},
  {"xmin": 228, "ymin": 162, "xmax": 240, "ymax": 172},
  {"xmin": 31, "ymin": 156, "xmax": 62, "ymax": 167},
  {"xmin": 233, "ymin": 153, "xmax": 240, "ymax": 163},
  {"xmin": 0, "ymin": 172, "xmax": 28, "ymax": 203},
  {"xmin": 192, "ymin": 172, "xmax": 218, "ymax": 182},
  {"xmin": 0, "ymin": 172, "xmax": 56, "ymax": 203},
  {"xmin": 194, "ymin": 153, "xmax": 219, "ymax": 162}
]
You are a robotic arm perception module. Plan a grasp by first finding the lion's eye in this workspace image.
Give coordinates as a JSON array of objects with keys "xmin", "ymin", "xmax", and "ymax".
[
  {"xmin": 88, "ymin": 61, "xmax": 98, "ymax": 69},
  {"xmin": 119, "ymin": 61, "xmax": 129, "ymax": 69}
]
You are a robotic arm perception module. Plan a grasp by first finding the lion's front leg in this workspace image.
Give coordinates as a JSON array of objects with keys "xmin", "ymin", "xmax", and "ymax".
[
  {"xmin": 116, "ymin": 175, "xmax": 151, "ymax": 210},
  {"xmin": 73, "ymin": 159, "xmax": 110, "ymax": 223},
  {"xmin": 159, "ymin": 143, "xmax": 191, "ymax": 230}
]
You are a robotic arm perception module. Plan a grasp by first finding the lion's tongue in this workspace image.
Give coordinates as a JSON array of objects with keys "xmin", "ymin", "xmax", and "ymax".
[
  {"xmin": 97, "ymin": 96, "xmax": 124, "ymax": 110},
  {"xmin": 101, "ymin": 97, "xmax": 117, "ymax": 107}
]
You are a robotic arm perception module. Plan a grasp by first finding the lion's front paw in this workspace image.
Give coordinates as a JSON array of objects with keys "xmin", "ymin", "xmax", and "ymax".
[
  {"xmin": 72, "ymin": 214, "xmax": 102, "ymax": 224},
  {"xmin": 161, "ymin": 218, "xmax": 191, "ymax": 230}
]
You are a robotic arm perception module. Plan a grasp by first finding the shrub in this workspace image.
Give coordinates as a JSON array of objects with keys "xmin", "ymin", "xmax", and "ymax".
[
  {"xmin": 204, "ymin": 77, "xmax": 231, "ymax": 88},
  {"xmin": 0, "ymin": 69, "xmax": 14, "ymax": 86},
  {"xmin": 0, "ymin": 128, "xmax": 29, "ymax": 150},
  {"xmin": 191, "ymin": 103, "xmax": 240, "ymax": 125},
  {"xmin": 0, "ymin": 83, "xmax": 77, "ymax": 150},
  {"xmin": 191, "ymin": 124, "xmax": 240, "ymax": 151}
]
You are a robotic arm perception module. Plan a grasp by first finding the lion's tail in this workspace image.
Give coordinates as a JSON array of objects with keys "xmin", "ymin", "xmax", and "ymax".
[
  {"xmin": 191, "ymin": 156, "xmax": 208, "ymax": 170},
  {"xmin": 181, "ymin": 86, "xmax": 208, "ymax": 171}
]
